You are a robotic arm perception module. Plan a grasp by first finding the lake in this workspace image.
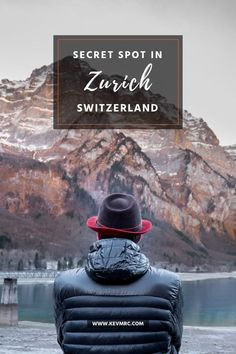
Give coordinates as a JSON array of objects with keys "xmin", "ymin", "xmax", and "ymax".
[{"xmin": 1, "ymin": 278, "xmax": 236, "ymax": 326}]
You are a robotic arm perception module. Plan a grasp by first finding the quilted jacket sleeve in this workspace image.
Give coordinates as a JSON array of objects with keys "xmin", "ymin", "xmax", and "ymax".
[
  {"xmin": 53, "ymin": 276, "xmax": 64, "ymax": 347},
  {"xmin": 171, "ymin": 281, "xmax": 184, "ymax": 353}
]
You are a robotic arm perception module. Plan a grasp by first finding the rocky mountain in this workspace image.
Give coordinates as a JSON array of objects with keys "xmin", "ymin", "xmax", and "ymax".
[{"xmin": 0, "ymin": 63, "xmax": 236, "ymax": 270}]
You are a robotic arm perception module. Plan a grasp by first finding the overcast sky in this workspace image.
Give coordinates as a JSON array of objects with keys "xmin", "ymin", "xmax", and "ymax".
[{"xmin": 0, "ymin": 0, "xmax": 235, "ymax": 145}]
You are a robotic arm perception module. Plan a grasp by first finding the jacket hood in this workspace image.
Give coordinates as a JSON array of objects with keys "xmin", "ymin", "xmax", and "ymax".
[{"xmin": 85, "ymin": 238, "xmax": 150, "ymax": 284}]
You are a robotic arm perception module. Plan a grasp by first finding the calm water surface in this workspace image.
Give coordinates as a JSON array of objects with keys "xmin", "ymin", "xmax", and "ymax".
[{"xmin": 1, "ymin": 278, "xmax": 236, "ymax": 326}]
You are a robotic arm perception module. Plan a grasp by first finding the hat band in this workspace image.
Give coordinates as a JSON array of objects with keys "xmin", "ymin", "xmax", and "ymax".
[{"xmin": 96, "ymin": 220, "xmax": 142, "ymax": 232}]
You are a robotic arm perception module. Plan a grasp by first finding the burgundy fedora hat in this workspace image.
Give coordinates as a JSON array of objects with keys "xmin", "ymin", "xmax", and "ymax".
[{"xmin": 86, "ymin": 193, "xmax": 152, "ymax": 236}]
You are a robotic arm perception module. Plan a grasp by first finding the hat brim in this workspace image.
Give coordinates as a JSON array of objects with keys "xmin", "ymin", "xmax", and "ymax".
[{"xmin": 86, "ymin": 216, "xmax": 152, "ymax": 235}]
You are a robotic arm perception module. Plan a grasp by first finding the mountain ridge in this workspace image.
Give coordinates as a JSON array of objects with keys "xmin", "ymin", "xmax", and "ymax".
[{"xmin": 0, "ymin": 63, "xmax": 236, "ymax": 269}]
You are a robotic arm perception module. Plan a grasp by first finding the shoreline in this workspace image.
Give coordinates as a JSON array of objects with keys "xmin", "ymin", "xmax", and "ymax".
[
  {"xmin": 1, "ymin": 271, "xmax": 236, "ymax": 284},
  {"xmin": 0, "ymin": 322, "xmax": 235, "ymax": 354},
  {"xmin": 178, "ymin": 271, "xmax": 236, "ymax": 281}
]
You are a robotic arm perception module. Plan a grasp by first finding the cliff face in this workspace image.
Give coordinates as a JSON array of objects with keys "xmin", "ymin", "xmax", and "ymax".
[{"xmin": 0, "ymin": 64, "xmax": 236, "ymax": 268}]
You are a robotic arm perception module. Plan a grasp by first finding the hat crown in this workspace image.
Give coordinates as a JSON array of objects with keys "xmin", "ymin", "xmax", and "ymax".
[{"xmin": 98, "ymin": 193, "xmax": 141, "ymax": 231}]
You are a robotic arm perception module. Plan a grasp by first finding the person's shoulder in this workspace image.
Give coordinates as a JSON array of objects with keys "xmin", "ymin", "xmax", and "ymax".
[
  {"xmin": 149, "ymin": 266, "xmax": 180, "ymax": 281},
  {"xmin": 156, "ymin": 267, "xmax": 181, "ymax": 282},
  {"xmin": 53, "ymin": 268, "xmax": 86, "ymax": 302},
  {"xmin": 148, "ymin": 266, "xmax": 182, "ymax": 302},
  {"xmin": 54, "ymin": 268, "xmax": 84, "ymax": 288}
]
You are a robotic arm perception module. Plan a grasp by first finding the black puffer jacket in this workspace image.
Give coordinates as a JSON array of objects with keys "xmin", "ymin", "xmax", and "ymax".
[{"xmin": 53, "ymin": 238, "xmax": 183, "ymax": 354}]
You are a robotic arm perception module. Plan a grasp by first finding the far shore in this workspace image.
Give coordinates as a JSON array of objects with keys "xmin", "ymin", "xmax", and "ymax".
[
  {"xmin": 178, "ymin": 271, "xmax": 236, "ymax": 281},
  {"xmin": 1, "ymin": 271, "xmax": 236, "ymax": 284}
]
